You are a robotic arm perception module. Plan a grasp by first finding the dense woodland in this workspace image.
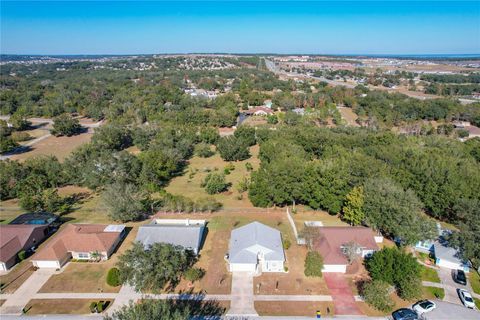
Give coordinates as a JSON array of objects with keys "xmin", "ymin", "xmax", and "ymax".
[{"xmin": 1, "ymin": 56, "xmax": 479, "ymax": 268}]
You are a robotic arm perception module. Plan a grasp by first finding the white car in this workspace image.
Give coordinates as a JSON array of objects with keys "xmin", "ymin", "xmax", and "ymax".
[
  {"xmin": 458, "ymin": 289, "xmax": 475, "ymax": 309},
  {"xmin": 412, "ymin": 300, "xmax": 436, "ymax": 314}
]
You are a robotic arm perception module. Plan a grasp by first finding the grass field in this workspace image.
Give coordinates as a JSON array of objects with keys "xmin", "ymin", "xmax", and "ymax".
[
  {"xmin": 25, "ymin": 299, "xmax": 112, "ymax": 315},
  {"xmin": 423, "ymin": 286, "xmax": 445, "ymax": 300},
  {"xmin": 421, "ymin": 267, "xmax": 441, "ymax": 283},
  {"xmin": 10, "ymin": 132, "xmax": 92, "ymax": 162},
  {"xmin": 0, "ymin": 199, "xmax": 23, "ymax": 224},
  {"xmin": 468, "ymin": 271, "xmax": 480, "ymax": 295},
  {"xmin": 255, "ymin": 301, "xmax": 334, "ymax": 317},
  {"xmin": 165, "ymin": 145, "xmax": 261, "ymax": 210}
]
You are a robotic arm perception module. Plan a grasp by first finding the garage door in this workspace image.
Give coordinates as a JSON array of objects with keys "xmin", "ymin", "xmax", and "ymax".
[
  {"xmin": 33, "ymin": 260, "xmax": 60, "ymax": 269},
  {"xmin": 0, "ymin": 262, "xmax": 6, "ymax": 271},
  {"xmin": 229, "ymin": 263, "xmax": 257, "ymax": 272}
]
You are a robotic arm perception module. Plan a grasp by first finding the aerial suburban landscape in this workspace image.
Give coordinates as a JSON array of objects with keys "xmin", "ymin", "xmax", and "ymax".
[{"xmin": 0, "ymin": 1, "xmax": 479, "ymax": 320}]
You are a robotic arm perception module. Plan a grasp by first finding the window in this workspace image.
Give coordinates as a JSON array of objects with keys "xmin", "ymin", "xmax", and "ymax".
[{"xmin": 77, "ymin": 252, "xmax": 89, "ymax": 259}]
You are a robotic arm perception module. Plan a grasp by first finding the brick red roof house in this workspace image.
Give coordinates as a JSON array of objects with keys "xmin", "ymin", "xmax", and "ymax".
[
  {"xmin": 0, "ymin": 225, "xmax": 49, "ymax": 271},
  {"xmin": 313, "ymin": 226, "xmax": 381, "ymax": 273},
  {"xmin": 31, "ymin": 224, "xmax": 125, "ymax": 269}
]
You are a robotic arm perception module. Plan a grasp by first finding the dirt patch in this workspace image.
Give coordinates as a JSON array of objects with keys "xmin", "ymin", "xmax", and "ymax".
[
  {"xmin": 255, "ymin": 301, "xmax": 334, "ymax": 317},
  {"xmin": 25, "ymin": 299, "xmax": 112, "ymax": 315},
  {"xmin": 10, "ymin": 132, "xmax": 92, "ymax": 162},
  {"xmin": 337, "ymin": 107, "xmax": 359, "ymax": 127}
]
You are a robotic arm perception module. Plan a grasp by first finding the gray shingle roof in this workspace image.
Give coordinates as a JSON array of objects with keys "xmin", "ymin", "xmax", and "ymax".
[
  {"xmin": 229, "ymin": 222, "xmax": 285, "ymax": 264},
  {"xmin": 135, "ymin": 224, "xmax": 204, "ymax": 253}
]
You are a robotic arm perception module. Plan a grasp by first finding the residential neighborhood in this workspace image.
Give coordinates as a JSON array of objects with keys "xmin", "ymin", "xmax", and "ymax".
[{"xmin": 1, "ymin": 1, "xmax": 480, "ymax": 319}]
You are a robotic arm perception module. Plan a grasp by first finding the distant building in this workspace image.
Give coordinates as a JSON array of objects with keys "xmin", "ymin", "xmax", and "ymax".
[
  {"xmin": 292, "ymin": 108, "xmax": 305, "ymax": 116},
  {"xmin": 135, "ymin": 219, "xmax": 206, "ymax": 255},
  {"xmin": 244, "ymin": 106, "xmax": 274, "ymax": 116}
]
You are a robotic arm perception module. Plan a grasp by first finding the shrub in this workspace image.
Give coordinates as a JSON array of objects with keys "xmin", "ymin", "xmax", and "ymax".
[
  {"xmin": 97, "ymin": 301, "xmax": 104, "ymax": 313},
  {"xmin": 202, "ymin": 172, "xmax": 229, "ymax": 194},
  {"xmin": 90, "ymin": 302, "xmax": 98, "ymax": 313},
  {"xmin": 245, "ymin": 162, "xmax": 253, "ymax": 172},
  {"xmin": 304, "ymin": 251, "xmax": 323, "ymax": 277},
  {"xmin": 282, "ymin": 238, "xmax": 291, "ymax": 250},
  {"xmin": 194, "ymin": 143, "xmax": 214, "ymax": 158},
  {"xmin": 216, "ymin": 136, "xmax": 250, "ymax": 161},
  {"xmin": 106, "ymin": 267, "xmax": 121, "ymax": 287},
  {"xmin": 17, "ymin": 250, "xmax": 26, "ymax": 261},
  {"xmin": 184, "ymin": 267, "xmax": 205, "ymax": 282},
  {"xmin": 11, "ymin": 131, "xmax": 31, "ymax": 142},
  {"xmin": 51, "ymin": 114, "xmax": 82, "ymax": 137},
  {"xmin": 361, "ymin": 280, "xmax": 395, "ymax": 312},
  {"xmin": 223, "ymin": 163, "xmax": 235, "ymax": 175}
]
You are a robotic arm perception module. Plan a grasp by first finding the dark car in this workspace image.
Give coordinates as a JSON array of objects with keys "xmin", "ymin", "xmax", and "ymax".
[
  {"xmin": 392, "ymin": 308, "xmax": 418, "ymax": 320},
  {"xmin": 453, "ymin": 269, "xmax": 467, "ymax": 285}
]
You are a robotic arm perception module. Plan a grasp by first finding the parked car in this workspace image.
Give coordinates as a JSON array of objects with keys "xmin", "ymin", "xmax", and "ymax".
[
  {"xmin": 458, "ymin": 289, "xmax": 475, "ymax": 309},
  {"xmin": 412, "ymin": 300, "xmax": 436, "ymax": 314},
  {"xmin": 453, "ymin": 269, "xmax": 467, "ymax": 285},
  {"xmin": 392, "ymin": 308, "xmax": 418, "ymax": 320}
]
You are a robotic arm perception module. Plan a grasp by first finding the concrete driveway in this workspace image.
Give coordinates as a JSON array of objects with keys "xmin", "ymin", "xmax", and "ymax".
[
  {"xmin": 227, "ymin": 272, "xmax": 257, "ymax": 317},
  {"xmin": 323, "ymin": 273, "xmax": 362, "ymax": 315},
  {"xmin": 437, "ymin": 268, "xmax": 468, "ymax": 305},
  {"xmin": 0, "ymin": 268, "xmax": 56, "ymax": 315}
]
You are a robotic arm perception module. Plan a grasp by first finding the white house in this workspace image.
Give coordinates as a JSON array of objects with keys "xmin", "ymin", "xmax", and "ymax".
[
  {"xmin": 135, "ymin": 219, "xmax": 206, "ymax": 255},
  {"xmin": 228, "ymin": 222, "xmax": 285, "ymax": 273},
  {"xmin": 434, "ymin": 239, "xmax": 471, "ymax": 272}
]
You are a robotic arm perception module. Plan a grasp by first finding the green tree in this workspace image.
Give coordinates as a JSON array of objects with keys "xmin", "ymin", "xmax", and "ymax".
[
  {"xmin": 201, "ymin": 172, "xmax": 229, "ymax": 195},
  {"xmin": 234, "ymin": 125, "xmax": 256, "ymax": 146},
  {"xmin": 101, "ymin": 182, "xmax": 147, "ymax": 222},
  {"xmin": 117, "ymin": 242, "xmax": 194, "ymax": 293},
  {"xmin": 194, "ymin": 142, "xmax": 214, "ymax": 158},
  {"xmin": 366, "ymin": 247, "xmax": 422, "ymax": 300},
  {"xmin": 104, "ymin": 298, "xmax": 225, "ymax": 320},
  {"xmin": 361, "ymin": 280, "xmax": 395, "ymax": 312},
  {"xmin": 51, "ymin": 114, "xmax": 82, "ymax": 136},
  {"xmin": 216, "ymin": 136, "xmax": 250, "ymax": 161},
  {"xmin": 363, "ymin": 178, "xmax": 436, "ymax": 245},
  {"xmin": 342, "ymin": 186, "xmax": 365, "ymax": 226},
  {"xmin": 304, "ymin": 251, "xmax": 323, "ymax": 277}
]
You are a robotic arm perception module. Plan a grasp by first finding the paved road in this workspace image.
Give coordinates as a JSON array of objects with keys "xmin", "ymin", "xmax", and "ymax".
[
  {"xmin": 227, "ymin": 272, "xmax": 258, "ymax": 317},
  {"xmin": 422, "ymin": 300, "xmax": 480, "ymax": 320}
]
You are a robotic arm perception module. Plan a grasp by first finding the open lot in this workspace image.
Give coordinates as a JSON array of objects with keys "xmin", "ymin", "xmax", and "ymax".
[
  {"xmin": 165, "ymin": 145, "xmax": 261, "ymax": 210},
  {"xmin": 9, "ymin": 132, "xmax": 92, "ymax": 162},
  {"xmin": 25, "ymin": 299, "xmax": 112, "ymax": 315}
]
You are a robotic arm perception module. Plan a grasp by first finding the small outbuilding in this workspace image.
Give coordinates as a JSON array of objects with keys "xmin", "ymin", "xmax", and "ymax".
[
  {"xmin": 228, "ymin": 221, "xmax": 285, "ymax": 273},
  {"xmin": 135, "ymin": 219, "xmax": 206, "ymax": 255}
]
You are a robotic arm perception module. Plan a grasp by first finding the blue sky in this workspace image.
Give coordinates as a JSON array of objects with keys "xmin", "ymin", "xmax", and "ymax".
[{"xmin": 1, "ymin": 1, "xmax": 479, "ymax": 55}]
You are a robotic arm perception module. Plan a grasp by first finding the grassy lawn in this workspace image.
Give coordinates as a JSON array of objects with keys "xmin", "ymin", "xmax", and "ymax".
[
  {"xmin": 358, "ymin": 293, "xmax": 416, "ymax": 317},
  {"xmin": 255, "ymin": 301, "xmax": 334, "ymax": 317},
  {"xmin": 423, "ymin": 286, "xmax": 445, "ymax": 300},
  {"xmin": 10, "ymin": 132, "xmax": 92, "ymax": 162},
  {"xmin": 421, "ymin": 266, "xmax": 441, "ymax": 283},
  {"xmin": 165, "ymin": 145, "xmax": 260, "ymax": 210},
  {"xmin": 468, "ymin": 271, "xmax": 480, "ymax": 295},
  {"xmin": 292, "ymin": 209, "xmax": 348, "ymax": 232},
  {"xmin": 39, "ymin": 262, "xmax": 121, "ymax": 293},
  {"xmin": 0, "ymin": 199, "xmax": 23, "ymax": 224},
  {"xmin": 474, "ymin": 298, "xmax": 480, "ymax": 310},
  {"xmin": 25, "ymin": 299, "xmax": 112, "ymax": 315}
]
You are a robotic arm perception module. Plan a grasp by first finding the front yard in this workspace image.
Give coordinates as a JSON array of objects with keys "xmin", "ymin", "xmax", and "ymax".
[
  {"xmin": 25, "ymin": 299, "xmax": 112, "ymax": 315},
  {"xmin": 469, "ymin": 271, "xmax": 480, "ymax": 295},
  {"xmin": 421, "ymin": 266, "xmax": 441, "ymax": 283},
  {"xmin": 255, "ymin": 301, "xmax": 334, "ymax": 317}
]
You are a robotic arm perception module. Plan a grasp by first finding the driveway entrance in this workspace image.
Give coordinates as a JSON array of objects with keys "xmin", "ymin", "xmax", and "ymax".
[
  {"xmin": 226, "ymin": 272, "xmax": 258, "ymax": 317},
  {"xmin": 323, "ymin": 273, "xmax": 362, "ymax": 315}
]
